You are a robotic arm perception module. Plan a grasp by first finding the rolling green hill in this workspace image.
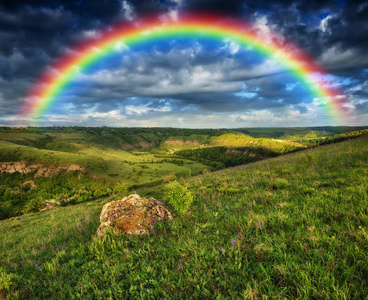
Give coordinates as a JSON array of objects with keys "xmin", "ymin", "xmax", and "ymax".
[
  {"xmin": 236, "ymin": 126, "xmax": 368, "ymax": 139},
  {"xmin": 0, "ymin": 134, "xmax": 367, "ymax": 299},
  {"xmin": 0, "ymin": 128, "xmax": 217, "ymax": 219},
  {"xmin": 0, "ymin": 127, "xmax": 367, "ymax": 220}
]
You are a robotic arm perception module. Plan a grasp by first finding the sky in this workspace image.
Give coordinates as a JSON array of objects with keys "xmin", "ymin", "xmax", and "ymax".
[{"xmin": 0, "ymin": 0, "xmax": 367, "ymax": 128}]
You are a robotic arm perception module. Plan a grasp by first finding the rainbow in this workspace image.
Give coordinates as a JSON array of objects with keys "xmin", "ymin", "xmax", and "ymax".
[{"xmin": 22, "ymin": 13, "xmax": 347, "ymax": 123}]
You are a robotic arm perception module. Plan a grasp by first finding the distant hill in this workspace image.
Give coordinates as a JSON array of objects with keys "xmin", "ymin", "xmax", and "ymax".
[{"xmin": 235, "ymin": 126, "xmax": 368, "ymax": 139}]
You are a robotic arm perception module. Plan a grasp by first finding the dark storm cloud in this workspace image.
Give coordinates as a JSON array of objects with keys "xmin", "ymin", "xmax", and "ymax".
[{"xmin": 264, "ymin": 1, "xmax": 368, "ymax": 70}]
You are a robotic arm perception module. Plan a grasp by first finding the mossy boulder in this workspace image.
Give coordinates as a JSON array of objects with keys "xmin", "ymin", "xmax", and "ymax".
[{"xmin": 97, "ymin": 194, "xmax": 173, "ymax": 238}]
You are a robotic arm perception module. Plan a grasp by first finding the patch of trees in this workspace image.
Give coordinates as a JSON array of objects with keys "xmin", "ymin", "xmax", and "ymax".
[
  {"xmin": 175, "ymin": 146, "xmax": 280, "ymax": 169},
  {"xmin": 298, "ymin": 130, "xmax": 368, "ymax": 147},
  {"xmin": 0, "ymin": 171, "xmax": 126, "ymax": 220}
]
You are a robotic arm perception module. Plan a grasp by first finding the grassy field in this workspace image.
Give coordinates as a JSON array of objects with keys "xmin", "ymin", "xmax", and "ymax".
[
  {"xmin": 0, "ymin": 134, "xmax": 367, "ymax": 299},
  {"xmin": 0, "ymin": 128, "xmax": 215, "ymax": 219}
]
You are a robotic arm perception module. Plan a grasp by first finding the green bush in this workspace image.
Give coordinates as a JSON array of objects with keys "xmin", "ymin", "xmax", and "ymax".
[
  {"xmin": 164, "ymin": 181, "xmax": 193, "ymax": 214},
  {"xmin": 163, "ymin": 173, "xmax": 177, "ymax": 183},
  {"xmin": 0, "ymin": 271, "xmax": 13, "ymax": 293},
  {"xmin": 272, "ymin": 178, "xmax": 290, "ymax": 190},
  {"xmin": 22, "ymin": 196, "xmax": 45, "ymax": 213},
  {"xmin": 113, "ymin": 183, "xmax": 128, "ymax": 197}
]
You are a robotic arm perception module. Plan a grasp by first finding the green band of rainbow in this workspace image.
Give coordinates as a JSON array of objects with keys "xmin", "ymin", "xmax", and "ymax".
[{"xmin": 22, "ymin": 13, "xmax": 347, "ymax": 122}]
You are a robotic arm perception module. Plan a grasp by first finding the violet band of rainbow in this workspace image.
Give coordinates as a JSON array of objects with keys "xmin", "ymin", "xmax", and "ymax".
[{"xmin": 22, "ymin": 14, "xmax": 347, "ymax": 123}]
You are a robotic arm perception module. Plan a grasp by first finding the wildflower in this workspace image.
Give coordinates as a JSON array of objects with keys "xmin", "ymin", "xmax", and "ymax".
[
  {"xmin": 67, "ymin": 233, "xmax": 71, "ymax": 239},
  {"xmin": 220, "ymin": 247, "xmax": 225, "ymax": 255},
  {"xmin": 34, "ymin": 262, "xmax": 42, "ymax": 270},
  {"xmin": 10, "ymin": 262, "xmax": 14, "ymax": 267},
  {"xmin": 231, "ymin": 239, "xmax": 237, "ymax": 246},
  {"xmin": 21, "ymin": 260, "xmax": 25, "ymax": 266},
  {"xmin": 236, "ymin": 231, "xmax": 242, "ymax": 238},
  {"xmin": 258, "ymin": 221, "xmax": 262, "ymax": 230},
  {"xmin": 177, "ymin": 262, "xmax": 183, "ymax": 271}
]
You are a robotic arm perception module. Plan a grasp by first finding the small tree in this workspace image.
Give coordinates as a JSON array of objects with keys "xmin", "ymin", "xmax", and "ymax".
[
  {"xmin": 164, "ymin": 181, "xmax": 193, "ymax": 214},
  {"xmin": 163, "ymin": 173, "xmax": 177, "ymax": 183},
  {"xmin": 114, "ymin": 183, "xmax": 128, "ymax": 197}
]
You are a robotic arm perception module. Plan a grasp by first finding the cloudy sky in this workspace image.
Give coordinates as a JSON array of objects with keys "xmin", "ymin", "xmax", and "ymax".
[{"xmin": 0, "ymin": 0, "xmax": 367, "ymax": 128}]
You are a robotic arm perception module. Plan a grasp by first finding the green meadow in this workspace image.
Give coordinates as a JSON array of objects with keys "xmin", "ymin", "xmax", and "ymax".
[{"xmin": 0, "ymin": 127, "xmax": 367, "ymax": 298}]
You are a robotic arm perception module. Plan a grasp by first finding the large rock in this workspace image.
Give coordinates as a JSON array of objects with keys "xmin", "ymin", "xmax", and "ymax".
[{"xmin": 97, "ymin": 194, "xmax": 173, "ymax": 238}]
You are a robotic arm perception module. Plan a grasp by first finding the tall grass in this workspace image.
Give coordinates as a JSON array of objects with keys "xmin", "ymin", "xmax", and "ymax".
[{"xmin": 0, "ymin": 136, "xmax": 367, "ymax": 299}]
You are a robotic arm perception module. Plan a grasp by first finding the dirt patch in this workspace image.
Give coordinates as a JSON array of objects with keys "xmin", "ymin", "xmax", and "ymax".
[{"xmin": 0, "ymin": 161, "xmax": 85, "ymax": 177}]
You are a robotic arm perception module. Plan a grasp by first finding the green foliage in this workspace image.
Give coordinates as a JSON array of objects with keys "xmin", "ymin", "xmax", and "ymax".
[
  {"xmin": 0, "ymin": 270, "xmax": 13, "ymax": 293},
  {"xmin": 22, "ymin": 196, "xmax": 45, "ymax": 213},
  {"xmin": 176, "ymin": 146, "xmax": 279, "ymax": 169},
  {"xmin": 298, "ymin": 129, "xmax": 368, "ymax": 146},
  {"xmin": 271, "ymin": 178, "xmax": 290, "ymax": 190},
  {"xmin": 0, "ymin": 171, "xmax": 112, "ymax": 220},
  {"xmin": 164, "ymin": 181, "xmax": 193, "ymax": 214},
  {"xmin": 113, "ymin": 183, "xmax": 128, "ymax": 197},
  {"xmin": 163, "ymin": 173, "xmax": 177, "ymax": 183}
]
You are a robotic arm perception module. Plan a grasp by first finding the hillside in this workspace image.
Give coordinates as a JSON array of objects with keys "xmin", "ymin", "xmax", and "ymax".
[
  {"xmin": 0, "ymin": 135, "xmax": 367, "ymax": 298},
  {"xmin": 0, "ymin": 127, "xmax": 219, "ymax": 219},
  {"xmin": 236, "ymin": 126, "xmax": 368, "ymax": 139},
  {"xmin": 0, "ymin": 127, "xmax": 367, "ymax": 220}
]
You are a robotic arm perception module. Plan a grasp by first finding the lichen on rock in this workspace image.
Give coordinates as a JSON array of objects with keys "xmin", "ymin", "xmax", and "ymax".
[{"xmin": 97, "ymin": 194, "xmax": 173, "ymax": 238}]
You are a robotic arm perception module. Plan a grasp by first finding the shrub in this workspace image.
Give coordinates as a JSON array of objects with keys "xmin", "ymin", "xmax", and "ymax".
[
  {"xmin": 163, "ymin": 173, "xmax": 177, "ymax": 183},
  {"xmin": 0, "ymin": 271, "xmax": 13, "ymax": 293},
  {"xmin": 22, "ymin": 196, "xmax": 45, "ymax": 213},
  {"xmin": 164, "ymin": 181, "xmax": 193, "ymax": 214},
  {"xmin": 272, "ymin": 178, "xmax": 290, "ymax": 190},
  {"xmin": 113, "ymin": 183, "xmax": 128, "ymax": 197}
]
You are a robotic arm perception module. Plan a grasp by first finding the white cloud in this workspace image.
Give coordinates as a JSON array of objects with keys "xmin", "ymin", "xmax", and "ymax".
[
  {"xmin": 254, "ymin": 15, "xmax": 271, "ymax": 37},
  {"xmin": 113, "ymin": 41, "xmax": 129, "ymax": 52},
  {"xmin": 125, "ymin": 106, "xmax": 171, "ymax": 115},
  {"xmin": 160, "ymin": 9, "xmax": 179, "ymax": 22},
  {"xmin": 319, "ymin": 14, "xmax": 333, "ymax": 33},
  {"xmin": 235, "ymin": 107, "xmax": 324, "ymax": 127},
  {"xmin": 82, "ymin": 30, "xmax": 102, "ymax": 39},
  {"xmin": 171, "ymin": 0, "xmax": 182, "ymax": 5},
  {"xmin": 252, "ymin": 14, "xmax": 280, "ymax": 44},
  {"xmin": 120, "ymin": 0, "xmax": 135, "ymax": 21},
  {"xmin": 221, "ymin": 39, "xmax": 240, "ymax": 54},
  {"xmin": 229, "ymin": 58, "xmax": 283, "ymax": 80}
]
